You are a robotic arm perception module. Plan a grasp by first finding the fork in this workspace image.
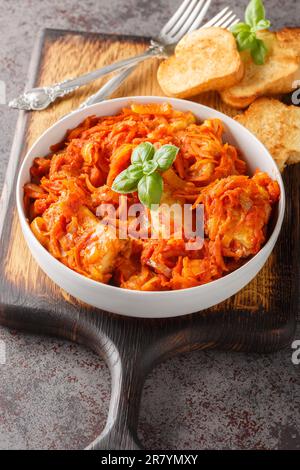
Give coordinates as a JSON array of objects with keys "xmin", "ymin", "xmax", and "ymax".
[
  {"xmin": 9, "ymin": 0, "xmax": 220, "ymax": 111},
  {"xmin": 79, "ymin": 5, "xmax": 240, "ymax": 110}
]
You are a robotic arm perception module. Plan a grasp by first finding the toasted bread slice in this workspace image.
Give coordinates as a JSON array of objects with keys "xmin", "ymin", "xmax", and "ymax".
[
  {"xmin": 220, "ymin": 30, "xmax": 300, "ymax": 109},
  {"xmin": 275, "ymin": 28, "xmax": 300, "ymax": 57},
  {"xmin": 157, "ymin": 27, "xmax": 244, "ymax": 99},
  {"xmin": 235, "ymin": 98, "xmax": 300, "ymax": 171}
]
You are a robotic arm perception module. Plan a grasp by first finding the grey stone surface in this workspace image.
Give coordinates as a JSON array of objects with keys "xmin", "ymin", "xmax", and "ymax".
[
  {"xmin": 0, "ymin": 326, "xmax": 299, "ymax": 450},
  {"xmin": 0, "ymin": 0, "xmax": 299, "ymax": 450}
]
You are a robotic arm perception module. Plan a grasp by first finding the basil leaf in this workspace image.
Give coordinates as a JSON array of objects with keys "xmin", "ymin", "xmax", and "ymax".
[
  {"xmin": 236, "ymin": 31, "xmax": 256, "ymax": 51},
  {"xmin": 142, "ymin": 160, "xmax": 158, "ymax": 175},
  {"xmin": 251, "ymin": 38, "xmax": 268, "ymax": 65},
  {"xmin": 245, "ymin": 0, "xmax": 265, "ymax": 28},
  {"xmin": 112, "ymin": 167, "xmax": 140, "ymax": 194},
  {"xmin": 126, "ymin": 163, "xmax": 144, "ymax": 180},
  {"xmin": 253, "ymin": 18, "xmax": 271, "ymax": 31},
  {"xmin": 131, "ymin": 142, "xmax": 155, "ymax": 164},
  {"xmin": 153, "ymin": 144, "xmax": 179, "ymax": 171},
  {"xmin": 138, "ymin": 173, "xmax": 163, "ymax": 208},
  {"xmin": 231, "ymin": 22, "xmax": 251, "ymax": 36},
  {"xmin": 231, "ymin": 0, "xmax": 270, "ymax": 65}
]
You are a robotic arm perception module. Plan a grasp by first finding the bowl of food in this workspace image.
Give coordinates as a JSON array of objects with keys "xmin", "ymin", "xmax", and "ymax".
[{"xmin": 16, "ymin": 96, "xmax": 285, "ymax": 318}]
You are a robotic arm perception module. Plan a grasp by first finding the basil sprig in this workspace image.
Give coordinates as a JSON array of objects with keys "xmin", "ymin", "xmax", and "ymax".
[
  {"xmin": 112, "ymin": 142, "xmax": 179, "ymax": 208},
  {"xmin": 231, "ymin": 0, "xmax": 271, "ymax": 65}
]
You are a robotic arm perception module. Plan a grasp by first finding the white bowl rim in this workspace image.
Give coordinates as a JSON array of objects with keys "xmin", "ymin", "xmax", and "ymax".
[{"xmin": 16, "ymin": 95, "xmax": 286, "ymax": 300}]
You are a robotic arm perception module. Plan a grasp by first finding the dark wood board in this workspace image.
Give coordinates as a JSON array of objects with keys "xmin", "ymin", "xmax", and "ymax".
[{"xmin": 0, "ymin": 29, "xmax": 299, "ymax": 450}]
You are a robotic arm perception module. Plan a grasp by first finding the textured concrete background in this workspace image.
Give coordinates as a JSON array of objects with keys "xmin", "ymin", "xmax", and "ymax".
[{"xmin": 0, "ymin": 0, "xmax": 299, "ymax": 450}]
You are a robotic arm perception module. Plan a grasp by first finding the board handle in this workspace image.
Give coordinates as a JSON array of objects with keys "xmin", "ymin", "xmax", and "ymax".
[{"xmin": 86, "ymin": 338, "xmax": 147, "ymax": 450}]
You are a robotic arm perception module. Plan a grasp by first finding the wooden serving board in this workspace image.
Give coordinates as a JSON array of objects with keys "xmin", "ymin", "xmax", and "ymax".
[{"xmin": 0, "ymin": 29, "xmax": 299, "ymax": 450}]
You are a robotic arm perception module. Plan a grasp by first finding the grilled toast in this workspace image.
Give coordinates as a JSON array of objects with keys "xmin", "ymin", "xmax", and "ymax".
[
  {"xmin": 275, "ymin": 28, "xmax": 300, "ymax": 56},
  {"xmin": 235, "ymin": 98, "xmax": 300, "ymax": 171},
  {"xmin": 157, "ymin": 27, "xmax": 244, "ymax": 99},
  {"xmin": 220, "ymin": 30, "xmax": 300, "ymax": 109}
]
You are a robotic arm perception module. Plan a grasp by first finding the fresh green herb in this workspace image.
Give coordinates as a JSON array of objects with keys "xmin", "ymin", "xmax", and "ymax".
[
  {"xmin": 153, "ymin": 144, "xmax": 179, "ymax": 171},
  {"xmin": 245, "ymin": 0, "xmax": 266, "ymax": 27},
  {"xmin": 142, "ymin": 160, "xmax": 159, "ymax": 175},
  {"xmin": 138, "ymin": 173, "xmax": 163, "ymax": 207},
  {"xmin": 112, "ymin": 141, "xmax": 179, "ymax": 208},
  {"xmin": 131, "ymin": 142, "xmax": 155, "ymax": 164},
  {"xmin": 111, "ymin": 165, "xmax": 141, "ymax": 194},
  {"xmin": 231, "ymin": 0, "xmax": 271, "ymax": 65},
  {"xmin": 251, "ymin": 38, "xmax": 268, "ymax": 65}
]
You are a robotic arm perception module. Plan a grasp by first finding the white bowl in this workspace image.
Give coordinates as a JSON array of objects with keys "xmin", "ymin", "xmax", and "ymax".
[{"xmin": 16, "ymin": 96, "xmax": 285, "ymax": 318}]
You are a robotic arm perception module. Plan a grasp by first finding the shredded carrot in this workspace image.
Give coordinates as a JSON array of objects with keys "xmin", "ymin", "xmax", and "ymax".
[{"xmin": 107, "ymin": 143, "xmax": 134, "ymax": 187}]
